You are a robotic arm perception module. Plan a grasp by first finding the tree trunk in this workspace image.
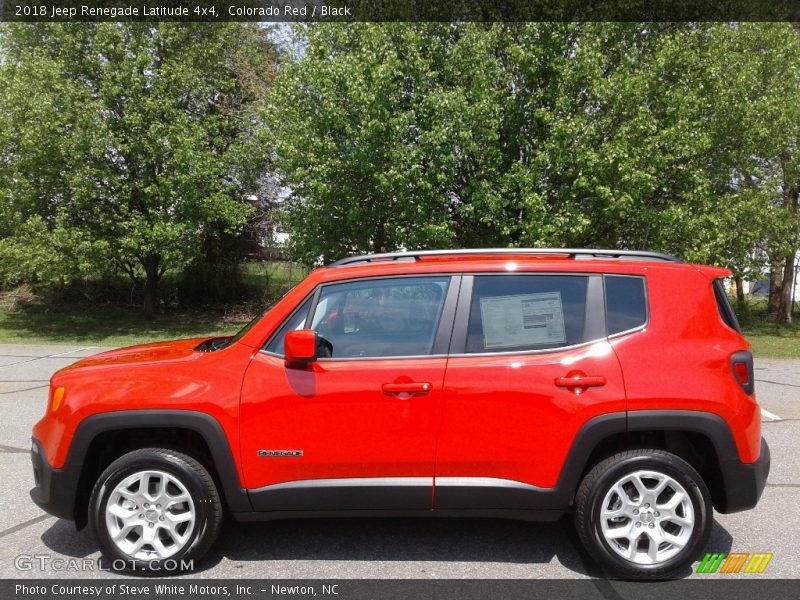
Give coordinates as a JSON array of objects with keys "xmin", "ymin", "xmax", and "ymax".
[
  {"xmin": 776, "ymin": 179, "xmax": 799, "ymax": 325},
  {"xmin": 142, "ymin": 254, "xmax": 161, "ymax": 319},
  {"xmin": 776, "ymin": 253, "xmax": 796, "ymax": 325},
  {"xmin": 768, "ymin": 263, "xmax": 783, "ymax": 314},
  {"xmin": 734, "ymin": 275, "xmax": 746, "ymax": 305}
]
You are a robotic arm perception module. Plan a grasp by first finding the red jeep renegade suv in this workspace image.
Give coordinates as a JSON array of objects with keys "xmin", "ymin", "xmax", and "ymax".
[{"xmin": 30, "ymin": 249, "xmax": 769, "ymax": 579}]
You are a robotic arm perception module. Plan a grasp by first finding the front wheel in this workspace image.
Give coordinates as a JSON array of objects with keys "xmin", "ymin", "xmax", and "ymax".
[
  {"xmin": 574, "ymin": 449, "xmax": 712, "ymax": 580},
  {"xmin": 89, "ymin": 448, "xmax": 223, "ymax": 572}
]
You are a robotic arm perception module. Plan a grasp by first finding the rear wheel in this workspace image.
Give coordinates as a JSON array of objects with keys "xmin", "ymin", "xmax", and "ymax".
[
  {"xmin": 89, "ymin": 448, "xmax": 222, "ymax": 572},
  {"xmin": 574, "ymin": 449, "xmax": 712, "ymax": 580}
]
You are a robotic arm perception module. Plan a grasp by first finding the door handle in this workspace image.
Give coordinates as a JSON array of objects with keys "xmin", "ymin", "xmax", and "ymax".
[
  {"xmin": 381, "ymin": 382, "xmax": 432, "ymax": 397},
  {"xmin": 555, "ymin": 375, "xmax": 607, "ymax": 389}
]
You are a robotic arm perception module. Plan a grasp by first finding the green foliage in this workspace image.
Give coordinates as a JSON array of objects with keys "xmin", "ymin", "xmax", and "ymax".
[
  {"xmin": 0, "ymin": 23, "xmax": 275, "ymax": 313},
  {"xmin": 270, "ymin": 23, "xmax": 800, "ymax": 278},
  {"xmin": 0, "ymin": 214, "xmax": 109, "ymax": 289}
]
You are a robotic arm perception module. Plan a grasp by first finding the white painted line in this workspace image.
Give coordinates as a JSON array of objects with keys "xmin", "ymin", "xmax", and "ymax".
[
  {"xmin": 0, "ymin": 346, "xmax": 98, "ymax": 369},
  {"xmin": 761, "ymin": 408, "xmax": 783, "ymax": 422},
  {"xmin": 46, "ymin": 347, "xmax": 94, "ymax": 357}
]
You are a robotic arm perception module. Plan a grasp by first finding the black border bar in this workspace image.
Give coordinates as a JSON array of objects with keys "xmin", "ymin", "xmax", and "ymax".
[
  {"xmin": 1, "ymin": 1, "xmax": 800, "ymax": 22},
  {"xmin": 5, "ymin": 579, "xmax": 800, "ymax": 600}
]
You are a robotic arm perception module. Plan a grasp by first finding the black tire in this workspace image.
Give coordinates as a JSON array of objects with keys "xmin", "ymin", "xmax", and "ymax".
[
  {"xmin": 574, "ymin": 449, "xmax": 712, "ymax": 580},
  {"xmin": 89, "ymin": 448, "xmax": 222, "ymax": 573}
]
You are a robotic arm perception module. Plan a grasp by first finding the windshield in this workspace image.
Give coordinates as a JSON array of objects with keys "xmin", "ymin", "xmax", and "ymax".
[{"xmin": 228, "ymin": 308, "xmax": 270, "ymax": 344}]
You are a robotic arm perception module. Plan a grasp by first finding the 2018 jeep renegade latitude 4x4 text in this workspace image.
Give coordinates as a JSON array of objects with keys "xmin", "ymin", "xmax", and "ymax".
[{"xmin": 30, "ymin": 248, "xmax": 769, "ymax": 579}]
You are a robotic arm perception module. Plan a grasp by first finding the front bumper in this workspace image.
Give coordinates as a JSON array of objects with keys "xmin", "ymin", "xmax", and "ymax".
[
  {"xmin": 30, "ymin": 438, "xmax": 79, "ymax": 522},
  {"xmin": 716, "ymin": 437, "xmax": 770, "ymax": 513}
]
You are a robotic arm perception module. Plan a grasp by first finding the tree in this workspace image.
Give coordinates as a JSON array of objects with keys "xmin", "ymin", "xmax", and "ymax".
[
  {"xmin": 270, "ymin": 23, "xmax": 798, "ymax": 324},
  {"xmin": 0, "ymin": 23, "xmax": 276, "ymax": 316},
  {"xmin": 691, "ymin": 24, "xmax": 800, "ymax": 324}
]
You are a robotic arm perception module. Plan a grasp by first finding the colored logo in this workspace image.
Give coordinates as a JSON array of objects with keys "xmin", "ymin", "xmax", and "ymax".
[{"xmin": 696, "ymin": 552, "xmax": 773, "ymax": 574}]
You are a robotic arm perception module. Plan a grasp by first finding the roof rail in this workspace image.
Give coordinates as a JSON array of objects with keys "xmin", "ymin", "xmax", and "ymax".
[{"xmin": 327, "ymin": 248, "xmax": 682, "ymax": 267}]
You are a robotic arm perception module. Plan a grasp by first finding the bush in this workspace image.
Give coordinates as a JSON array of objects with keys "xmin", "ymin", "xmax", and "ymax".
[{"xmin": 0, "ymin": 216, "xmax": 109, "ymax": 292}]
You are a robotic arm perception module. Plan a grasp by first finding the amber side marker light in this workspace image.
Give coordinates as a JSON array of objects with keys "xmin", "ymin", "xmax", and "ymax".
[{"xmin": 51, "ymin": 386, "xmax": 65, "ymax": 412}]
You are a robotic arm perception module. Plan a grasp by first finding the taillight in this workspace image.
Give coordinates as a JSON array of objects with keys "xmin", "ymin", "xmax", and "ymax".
[{"xmin": 731, "ymin": 351, "xmax": 754, "ymax": 395}]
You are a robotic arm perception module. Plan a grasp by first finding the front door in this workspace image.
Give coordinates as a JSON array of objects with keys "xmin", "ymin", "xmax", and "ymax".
[{"xmin": 240, "ymin": 275, "xmax": 458, "ymax": 512}]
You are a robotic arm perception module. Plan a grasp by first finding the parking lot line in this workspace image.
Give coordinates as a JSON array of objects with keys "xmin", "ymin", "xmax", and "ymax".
[
  {"xmin": 0, "ymin": 514, "xmax": 50, "ymax": 539},
  {"xmin": 761, "ymin": 408, "xmax": 783, "ymax": 422}
]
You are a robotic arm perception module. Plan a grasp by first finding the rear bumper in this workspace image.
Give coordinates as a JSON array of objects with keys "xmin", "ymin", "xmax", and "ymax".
[
  {"xmin": 30, "ymin": 438, "xmax": 78, "ymax": 521},
  {"xmin": 716, "ymin": 437, "xmax": 770, "ymax": 513}
]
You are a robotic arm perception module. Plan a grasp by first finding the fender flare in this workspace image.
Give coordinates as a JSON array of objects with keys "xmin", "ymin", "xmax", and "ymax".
[
  {"xmin": 555, "ymin": 409, "xmax": 754, "ymax": 512},
  {"xmin": 68, "ymin": 409, "xmax": 251, "ymax": 513}
]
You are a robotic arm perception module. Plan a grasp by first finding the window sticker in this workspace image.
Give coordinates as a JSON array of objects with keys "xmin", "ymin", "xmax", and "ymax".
[{"xmin": 479, "ymin": 291, "xmax": 566, "ymax": 349}]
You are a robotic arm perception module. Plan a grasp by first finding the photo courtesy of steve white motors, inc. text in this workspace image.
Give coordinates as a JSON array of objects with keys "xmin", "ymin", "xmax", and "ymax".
[{"xmin": 15, "ymin": 583, "xmax": 339, "ymax": 597}]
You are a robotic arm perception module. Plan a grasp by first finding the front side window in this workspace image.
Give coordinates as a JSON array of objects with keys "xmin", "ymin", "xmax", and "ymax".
[
  {"xmin": 466, "ymin": 275, "xmax": 589, "ymax": 353},
  {"xmin": 308, "ymin": 277, "xmax": 450, "ymax": 358}
]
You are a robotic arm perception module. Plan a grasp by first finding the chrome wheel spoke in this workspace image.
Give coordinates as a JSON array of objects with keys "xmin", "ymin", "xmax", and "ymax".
[
  {"xmin": 652, "ymin": 476, "xmax": 670, "ymax": 497},
  {"xmin": 602, "ymin": 506, "xmax": 625, "ymax": 518},
  {"xmin": 107, "ymin": 502, "xmax": 136, "ymax": 519},
  {"xmin": 112, "ymin": 522, "xmax": 137, "ymax": 541},
  {"xmin": 166, "ymin": 510, "xmax": 193, "ymax": 525},
  {"xmin": 141, "ymin": 473, "xmax": 154, "ymax": 501},
  {"xmin": 127, "ymin": 535, "xmax": 145, "ymax": 555},
  {"xmin": 629, "ymin": 475, "xmax": 648, "ymax": 501},
  {"xmin": 661, "ymin": 509, "xmax": 692, "ymax": 527},
  {"xmin": 141, "ymin": 522, "xmax": 156, "ymax": 543},
  {"xmin": 165, "ymin": 494, "xmax": 191, "ymax": 509},
  {"xmin": 151, "ymin": 536, "xmax": 169, "ymax": 557},
  {"xmin": 606, "ymin": 523, "xmax": 634, "ymax": 539},
  {"xmin": 646, "ymin": 536, "xmax": 660, "ymax": 562},
  {"xmin": 117, "ymin": 487, "xmax": 138, "ymax": 502},
  {"xmin": 662, "ymin": 530, "xmax": 689, "ymax": 549},
  {"xmin": 660, "ymin": 490, "xmax": 686, "ymax": 511},
  {"xmin": 615, "ymin": 483, "xmax": 636, "ymax": 507},
  {"xmin": 627, "ymin": 533, "xmax": 641, "ymax": 560}
]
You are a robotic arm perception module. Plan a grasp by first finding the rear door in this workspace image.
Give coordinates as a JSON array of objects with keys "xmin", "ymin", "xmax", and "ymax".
[{"xmin": 434, "ymin": 273, "xmax": 626, "ymax": 509}]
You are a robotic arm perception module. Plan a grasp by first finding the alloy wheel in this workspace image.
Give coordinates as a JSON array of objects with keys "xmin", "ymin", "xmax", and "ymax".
[
  {"xmin": 599, "ymin": 469, "xmax": 695, "ymax": 565},
  {"xmin": 104, "ymin": 469, "xmax": 196, "ymax": 560}
]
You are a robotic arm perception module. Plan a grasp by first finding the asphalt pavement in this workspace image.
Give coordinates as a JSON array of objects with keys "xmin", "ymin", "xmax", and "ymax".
[{"xmin": 0, "ymin": 343, "xmax": 798, "ymax": 580}]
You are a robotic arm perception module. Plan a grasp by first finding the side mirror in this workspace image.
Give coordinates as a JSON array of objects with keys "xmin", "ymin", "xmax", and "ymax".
[{"xmin": 284, "ymin": 330, "xmax": 318, "ymax": 368}]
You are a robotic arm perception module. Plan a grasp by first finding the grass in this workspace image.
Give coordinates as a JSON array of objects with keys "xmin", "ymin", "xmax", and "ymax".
[
  {"xmin": 240, "ymin": 260, "xmax": 308, "ymax": 290},
  {"xmin": 737, "ymin": 301, "xmax": 800, "ymax": 359},
  {"xmin": 0, "ymin": 305, "xmax": 250, "ymax": 348},
  {"xmin": 0, "ymin": 260, "xmax": 307, "ymax": 348}
]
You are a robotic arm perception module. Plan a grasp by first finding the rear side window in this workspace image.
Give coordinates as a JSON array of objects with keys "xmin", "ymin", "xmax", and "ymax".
[
  {"xmin": 466, "ymin": 275, "xmax": 588, "ymax": 353},
  {"xmin": 713, "ymin": 279, "xmax": 741, "ymax": 332},
  {"xmin": 605, "ymin": 276, "xmax": 648, "ymax": 335}
]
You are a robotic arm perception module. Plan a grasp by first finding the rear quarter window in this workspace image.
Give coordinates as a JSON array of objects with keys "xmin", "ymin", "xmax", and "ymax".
[
  {"xmin": 713, "ymin": 278, "xmax": 741, "ymax": 332},
  {"xmin": 605, "ymin": 275, "xmax": 648, "ymax": 335}
]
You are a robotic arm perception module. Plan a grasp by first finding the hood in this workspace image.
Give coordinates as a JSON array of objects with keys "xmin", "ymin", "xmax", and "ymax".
[{"xmin": 60, "ymin": 338, "xmax": 208, "ymax": 372}]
